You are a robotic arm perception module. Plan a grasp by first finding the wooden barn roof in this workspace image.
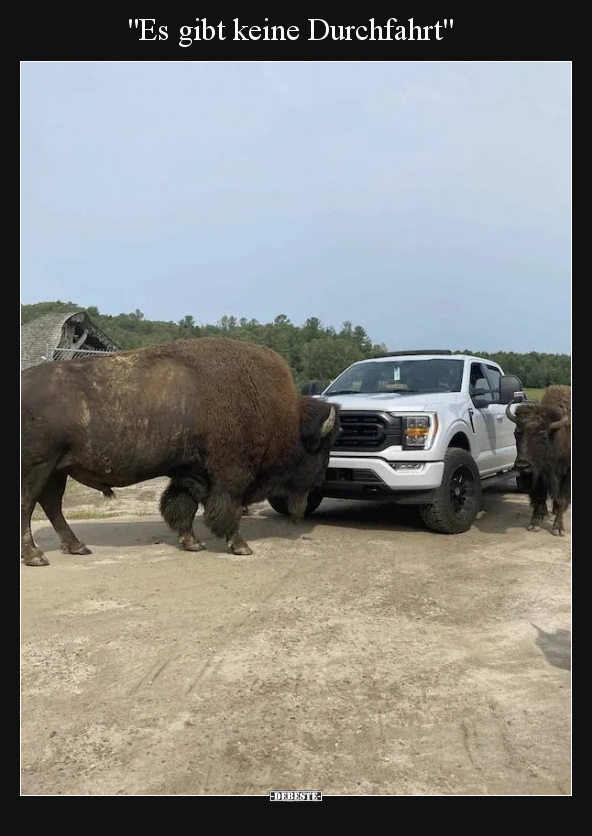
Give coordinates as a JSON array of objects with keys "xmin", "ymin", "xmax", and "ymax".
[{"xmin": 21, "ymin": 310, "xmax": 121, "ymax": 370}]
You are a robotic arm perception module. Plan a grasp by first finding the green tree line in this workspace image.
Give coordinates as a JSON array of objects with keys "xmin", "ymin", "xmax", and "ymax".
[{"xmin": 21, "ymin": 301, "xmax": 571, "ymax": 389}]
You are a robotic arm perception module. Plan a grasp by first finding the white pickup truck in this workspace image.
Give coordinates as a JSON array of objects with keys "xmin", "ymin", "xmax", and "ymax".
[{"xmin": 271, "ymin": 350, "xmax": 525, "ymax": 534}]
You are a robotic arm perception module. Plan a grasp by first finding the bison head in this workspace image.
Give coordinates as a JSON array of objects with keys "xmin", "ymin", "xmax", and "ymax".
[
  {"xmin": 269, "ymin": 398, "xmax": 340, "ymax": 522},
  {"xmin": 506, "ymin": 399, "xmax": 569, "ymax": 487}
]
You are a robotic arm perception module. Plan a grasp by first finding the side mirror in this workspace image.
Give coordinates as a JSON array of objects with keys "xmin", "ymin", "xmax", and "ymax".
[{"xmin": 499, "ymin": 374, "xmax": 525, "ymax": 405}]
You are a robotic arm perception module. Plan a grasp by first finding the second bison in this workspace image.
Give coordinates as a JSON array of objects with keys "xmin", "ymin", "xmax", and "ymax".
[{"xmin": 506, "ymin": 384, "xmax": 571, "ymax": 536}]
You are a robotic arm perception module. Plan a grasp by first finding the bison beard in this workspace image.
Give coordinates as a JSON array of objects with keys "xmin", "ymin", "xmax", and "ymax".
[{"xmin": 21, "ymin": 336, "xmax": 340, "ymax": 565}]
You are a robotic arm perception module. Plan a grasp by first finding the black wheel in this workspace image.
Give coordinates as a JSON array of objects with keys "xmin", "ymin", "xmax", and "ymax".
[
  {"xmin": 267, "ymin": 490, "xmax": 324, "ymax": 517},
  {"xmin": 419, "ymin": 448, "xmax": 481, "ymax": 534}
]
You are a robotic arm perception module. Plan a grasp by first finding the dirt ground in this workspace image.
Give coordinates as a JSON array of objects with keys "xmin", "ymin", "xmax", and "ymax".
[{"xmin": 21, "ymin": 477, "xmax": 571, "ymax": 796}]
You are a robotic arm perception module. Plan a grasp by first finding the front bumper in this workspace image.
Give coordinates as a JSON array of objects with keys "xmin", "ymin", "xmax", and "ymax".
[{"xmin": 321, "ymin": 456, "xmax": 445, "ymax": 504}]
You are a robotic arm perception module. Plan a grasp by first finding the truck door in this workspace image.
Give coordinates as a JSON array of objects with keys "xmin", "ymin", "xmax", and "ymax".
[
  {"xmin": 483, "ymin": 363, "xmax": 517, "ymax": 469},
  {"xmin": 467, "ymin": 362, "xmax": 499, "ymax": 475}
]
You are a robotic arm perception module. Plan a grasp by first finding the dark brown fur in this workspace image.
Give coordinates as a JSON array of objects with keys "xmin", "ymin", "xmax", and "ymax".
[
  {"xmin": 21, "ymin": 337, "xmax": 340, "ymax": 565},
  {"xmin": 511, "ymin": 384, "xmax": 571, "ymax": 535}
]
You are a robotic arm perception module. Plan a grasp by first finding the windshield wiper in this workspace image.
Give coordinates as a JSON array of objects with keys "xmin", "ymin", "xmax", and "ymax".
[{"xmin": 324, "ymin": 389, "xmax": 360, "ymax": 395}]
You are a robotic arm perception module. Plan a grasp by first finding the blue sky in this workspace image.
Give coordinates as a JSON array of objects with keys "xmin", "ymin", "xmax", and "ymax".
[{"xmin": 20, "ymin": 61, "xmax": 571, "ymax": 354}]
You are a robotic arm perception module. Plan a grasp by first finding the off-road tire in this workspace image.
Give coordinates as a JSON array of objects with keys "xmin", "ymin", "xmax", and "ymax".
[{"xmin": 419, "ymin": 448, "xmax": 482, "ymax": 534}]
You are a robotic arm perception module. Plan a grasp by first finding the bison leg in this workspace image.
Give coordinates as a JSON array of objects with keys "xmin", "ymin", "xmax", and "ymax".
[
  {"xmin": 550, "ymin": 500, "xmax": 566, "ymax": 536},
  {"xmin": 527, "ymin": 482, "xmax": 549, "ymax": 532},
  {"xmin": 21, "ymin": 495, "xmax": 48, "ymax": 567},
  {"xmin": 203, "ymin": 487, "xmax": 253, "ymax": 556},
  {"xmin": 159, "ymin": 477, "xmax": 207, "ymax": 552},
  {"xmin": 39, "ymin": 472, "xmax": 92, "ymax": 556},
  {"xmin": 227, "ymin": 506, "xmax": 253, "ymax": 556},
  {"xmin": 21, "ymin": 459, "xmax": 65, "ymax": 566},
  {"xmin": 550, "ymin": 491, "xmax": 570, "ymax": 537}
]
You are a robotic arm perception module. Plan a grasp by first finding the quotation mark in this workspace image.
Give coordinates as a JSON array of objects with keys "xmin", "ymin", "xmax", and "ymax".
[
  {"xmin": 129, "ymin": 19, "xmax": 139, "ymax": 28},
  {"xmin": 443, "ymin": 19, "xmax": 453, "ymax": 27}
]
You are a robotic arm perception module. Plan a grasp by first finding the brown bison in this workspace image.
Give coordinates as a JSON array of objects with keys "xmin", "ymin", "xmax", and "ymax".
[
  {"xmin": 21, "ymin": 337, "xmax": 340, "ymax": 566},
  {"xmin": 506, "ymin": 384, "xmax": 571, "ymax": 536}
]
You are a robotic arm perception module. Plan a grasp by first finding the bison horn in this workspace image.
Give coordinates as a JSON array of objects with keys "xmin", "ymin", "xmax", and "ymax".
[
  {"xmin": 505, "ymin": 401, "xmax": 519, "ymax": 423},
  {"xmin": 320, "ymin": 406, "xmax": 336, "ymax": 437},
  {"xmin": 549, "ymin": 414, "xmax": 569, "ymax": 432}
]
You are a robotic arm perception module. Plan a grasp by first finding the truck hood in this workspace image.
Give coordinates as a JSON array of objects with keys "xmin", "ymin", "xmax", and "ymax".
[{"xmin": 320, "ymin": 391, "xmax": 456, "ymax": 412}]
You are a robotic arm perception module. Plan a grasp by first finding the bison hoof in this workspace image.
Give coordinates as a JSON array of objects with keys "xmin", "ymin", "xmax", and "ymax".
[
  {"xmin": 182, "ymin": 541, "xmax": 206, "ymax": 552},
  {"xmin": 22, "ymin": 552, "xmax": 50, "ymax": 567},
  {"xmin": 228, "ymin": 540, "xmax": 253, "ymax": 556},
  {"xmin": 61, "ymin": 543, "xmax": 92, "ymax": 555},
  {"xmin": 527, "ymin": 523, "xmax": 540, "ymax": 532},
  {"xmin": 551, "ymin": 528, "xmax": 564, "ymax": 537}
]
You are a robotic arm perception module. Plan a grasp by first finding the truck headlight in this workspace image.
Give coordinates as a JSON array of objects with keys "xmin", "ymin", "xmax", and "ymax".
[{"xmin": 391, "ymin": 414, "xmax": 438, "ymax": 450}]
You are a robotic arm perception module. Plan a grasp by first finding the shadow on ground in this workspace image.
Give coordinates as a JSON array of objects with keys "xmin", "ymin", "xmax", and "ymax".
[
  {"xmin": 32, "ymin": 478, "xmax": 567, "ymax": 558},
  {"xmin": 531, "ymin": 624, "xmax": 571, "ymax": 671}
]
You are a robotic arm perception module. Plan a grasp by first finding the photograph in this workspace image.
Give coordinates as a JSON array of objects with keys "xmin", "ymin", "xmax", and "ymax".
[{"xmin": 21, "ymin": 57, "xmax": 571, "ymax": 796}]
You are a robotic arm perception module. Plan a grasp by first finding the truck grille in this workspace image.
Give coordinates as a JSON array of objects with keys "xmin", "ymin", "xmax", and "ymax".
[{"xmin": 333, "ymin": 411, "xmax": 403, "ymax": 452}]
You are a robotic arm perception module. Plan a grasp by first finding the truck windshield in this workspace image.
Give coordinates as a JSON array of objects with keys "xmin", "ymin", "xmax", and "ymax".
[{"xmin": 324, "ymin": 359, "xmax": 464, "ymax": 395}]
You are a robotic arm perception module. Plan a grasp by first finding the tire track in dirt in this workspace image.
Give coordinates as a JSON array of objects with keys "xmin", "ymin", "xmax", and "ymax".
[{"xmin": 185, "ymin": 556, "xmax": 302, "ymax": 694}]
